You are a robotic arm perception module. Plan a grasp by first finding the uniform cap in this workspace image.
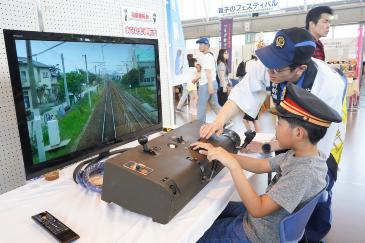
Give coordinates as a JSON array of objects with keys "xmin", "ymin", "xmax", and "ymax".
[
  {"xmin": 271, "ymin": 83, "xmax": 342, "ymax": 127},
  {"xmin": 255, "ymin": 27, "xmax": 316, "ymax": 69}
]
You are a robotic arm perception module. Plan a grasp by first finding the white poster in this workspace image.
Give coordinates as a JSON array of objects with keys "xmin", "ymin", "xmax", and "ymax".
[{"xmin": 121, "ymin": 7, "xmax": 158, "ymax": 39}]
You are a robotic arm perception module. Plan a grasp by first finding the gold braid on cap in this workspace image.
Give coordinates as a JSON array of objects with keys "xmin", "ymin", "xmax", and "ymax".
[{"xmin": 280, "ymin": 97, "xmax": 331, "ymax": 127}]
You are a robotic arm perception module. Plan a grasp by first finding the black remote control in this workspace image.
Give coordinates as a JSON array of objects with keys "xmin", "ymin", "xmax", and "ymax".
[{"xmin": 32, "ymin": 211, "xmax": 80, "ymax": 243}]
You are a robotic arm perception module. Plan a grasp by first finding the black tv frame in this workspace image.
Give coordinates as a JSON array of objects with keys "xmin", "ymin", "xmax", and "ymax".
[{"xmin": 3, "ymin": 29, "xmax": 162, "ymax": 179}]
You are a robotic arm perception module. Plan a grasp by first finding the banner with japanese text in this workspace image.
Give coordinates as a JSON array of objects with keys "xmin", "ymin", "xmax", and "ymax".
[
  {"xmin": 218, "ymin": 0, "xmax": 279, "ymax": 16},
  {"xmin": 220, "ymin": 18, "xmax": 233, "ymax": 72},
  {"xmin": 166, "ymin": 0, "xmax": 189, "ymax": 86}
]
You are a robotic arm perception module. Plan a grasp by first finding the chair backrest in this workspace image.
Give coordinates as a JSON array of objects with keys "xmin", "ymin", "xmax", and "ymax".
[{"xmin": 279, "ymin": 176, "xmax": 329, "ymax": 243}]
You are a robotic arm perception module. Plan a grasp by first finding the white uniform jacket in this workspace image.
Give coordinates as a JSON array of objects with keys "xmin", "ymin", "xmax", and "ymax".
[{"xmin": 229, "ymin": 58, "xmax": 346, "ymax": 158}]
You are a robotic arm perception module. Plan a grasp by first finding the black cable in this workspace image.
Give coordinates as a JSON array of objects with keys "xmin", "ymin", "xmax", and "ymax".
[{"xmin": 73, "ymin": 148, "xmax": 129, "ymax": 185}]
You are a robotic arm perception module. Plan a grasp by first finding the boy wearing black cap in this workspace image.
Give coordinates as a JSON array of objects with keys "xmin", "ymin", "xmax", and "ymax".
[
  {"xmin": 192, "ymin": 83, "xmax": 342, "ymax": 243},
  {"xmin": 200, "ymin": 27, "xmax": 346, "ymax": 242}
]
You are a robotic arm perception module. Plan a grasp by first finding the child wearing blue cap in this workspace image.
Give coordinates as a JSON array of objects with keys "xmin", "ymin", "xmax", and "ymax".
[{"xmin": 192, "ymin": 83, "xmax": 342, "ymax": 243}]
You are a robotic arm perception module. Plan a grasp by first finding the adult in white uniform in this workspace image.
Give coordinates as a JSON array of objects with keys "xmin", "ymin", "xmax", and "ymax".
[{"xmin": 201, "ymin": 28, "xmax": 345, "ymax": 158}]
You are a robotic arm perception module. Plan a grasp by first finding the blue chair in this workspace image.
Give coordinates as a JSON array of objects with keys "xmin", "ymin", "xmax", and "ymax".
[{"xmin": 279, "ymin": 176, "xmax": 329, "ymax": 243}]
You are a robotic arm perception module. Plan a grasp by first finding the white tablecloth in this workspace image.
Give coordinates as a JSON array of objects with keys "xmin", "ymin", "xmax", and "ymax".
[
  {"xmin": 0, "ymin": 162, "xmax": 240, "ymax": 243},
  {"xmin": 0, "ymin": 132, "xmax": 273, "ymax": 243}
]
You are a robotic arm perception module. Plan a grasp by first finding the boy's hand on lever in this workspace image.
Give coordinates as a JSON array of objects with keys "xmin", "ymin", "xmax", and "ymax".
[
  {"xmin": 191, "ymin": 142, "xmax": 239, "ymax": 170},
  {"xmin": 190, "ymin": 142, "xmax": 214, "ymax": 156}
]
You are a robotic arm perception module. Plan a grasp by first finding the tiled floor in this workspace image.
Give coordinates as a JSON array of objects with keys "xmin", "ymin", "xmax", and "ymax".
[
  {"xmin": 324, "ymin": 80, "xmax": 365, "ymax": 242},
  {"xmin": 174, "ymin": 91, "xmax": 365, "ymax": 242},
  {"xmin": 324, "ymin": 108, "xmax": 365, "ymax": 242}
]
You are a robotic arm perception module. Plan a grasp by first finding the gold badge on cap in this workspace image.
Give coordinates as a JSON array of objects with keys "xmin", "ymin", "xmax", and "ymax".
[{"xmin": 275, "ymin": 36, "xmax": 285, "ymax": 48}]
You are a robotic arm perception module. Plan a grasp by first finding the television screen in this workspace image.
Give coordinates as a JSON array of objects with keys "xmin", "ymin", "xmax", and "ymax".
[{"xmin": 4, "ymin": 30, "xmax": 162, "ymax": 179}]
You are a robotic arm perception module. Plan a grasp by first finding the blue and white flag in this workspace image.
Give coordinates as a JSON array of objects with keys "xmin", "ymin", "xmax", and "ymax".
[{"xmin": 166, "ymin": 0, "xmax": 189, "ymax": 86}]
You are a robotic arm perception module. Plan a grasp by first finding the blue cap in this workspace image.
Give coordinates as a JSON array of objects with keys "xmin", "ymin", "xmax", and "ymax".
[
  {"xmin": 196, "ymin": 37, "xmax": 210, "ymax": 45},
  {"xmin": 255, "ymin": 27, "xmax": 316, "ymax": 69}
]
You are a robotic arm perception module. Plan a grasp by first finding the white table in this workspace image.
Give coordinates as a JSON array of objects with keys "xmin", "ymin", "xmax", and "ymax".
[
  {"xmin": 0, "ymin": 163, "xmax": 239, "ymax": 243},
  {"xmin": 0, "ymin": 132, "xmax": 273, "ymax": 243}
]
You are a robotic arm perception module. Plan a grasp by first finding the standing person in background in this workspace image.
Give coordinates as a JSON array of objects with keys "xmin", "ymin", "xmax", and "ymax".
[
  {"xmin": 187, "ymin": 57, "xmax": 199, "ymax": 116},
  {"xmin": 305, "ymin": 6, "xmax": 333, "ymax": 61},
  {"xmin": 242, "ymin": 54, "xmax": 261, "ymax": 132},
  {"xmin": 196, "ymin": 37, "xmax": 220, "ymax": 122},
  {"xmin": 187, "ymin": 53, "xmax": 194, "ymax": 60},
  {"xmin": 305, "ymin": 6, "xmax": 348, "ymax": 242},
  {"xmin": 244, "ymin": 55, "xmax": 257, "ymax": 72},
  {"xmin": 175, "ymin": 83, "xmax": 188, "ymax": 112},
  {"xmin": 241, "ymin": 40, "xmax": 266, "ymax": 132},
  {"xmin": 216, "ymin": 49, "xmax": 231, "ymax": 106},
  {"xmin": 236, "ymin": 60, "xmax": 246, "ymax": 80},
  {"xmin": 176, "ymin": 54, "xmax": 194, "ymax": 112}
]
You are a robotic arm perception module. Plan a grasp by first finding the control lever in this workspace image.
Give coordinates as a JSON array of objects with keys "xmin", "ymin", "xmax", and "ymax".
[
  {"xmin": 138, "ymin": 135, "xmax": 158, "ymax": 156},
  {"xmin": 176, "ymin": 136, "xmax": 184, "ymax": 143},
  {"xmin": 238, "ymin": 130, "xmax": 257, "ymax": 150},
  {"xmin": 261, "ymin": 143, "xmax": 272, "ymax": 185},
  {"xmin": 209, "ymin": 159, "xmax": 219, "ymax": 180},
  {"xmin": 209, "ymin": 130, "xmax": 256, "ymax": 180}
]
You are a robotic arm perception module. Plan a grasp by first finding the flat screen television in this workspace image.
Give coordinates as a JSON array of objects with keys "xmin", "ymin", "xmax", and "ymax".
[{"xmin": 3, "ymin": 29, "xmax": 162, "ymax": 179}]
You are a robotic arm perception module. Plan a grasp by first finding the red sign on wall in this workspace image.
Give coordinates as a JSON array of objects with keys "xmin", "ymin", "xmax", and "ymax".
[{"xmin": 122, "ymin": 7, "xmax": 158, "ymax": 39}]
